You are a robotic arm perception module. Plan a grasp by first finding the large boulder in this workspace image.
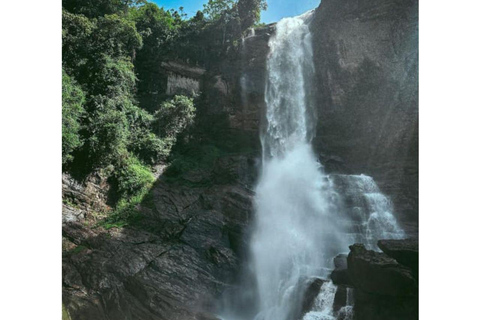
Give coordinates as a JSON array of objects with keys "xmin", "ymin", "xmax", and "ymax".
[
  {"xmin": 330, "ymin": 254, "xmax": 352, "ymax": 286},
  {"xmin": 378, "ymin": 238, "xmax": 418, "ymax": 277},
  {"xmin": 347, "ymin": 244, "xmax": 416, "ymax": 297},
  {"xmin": 347, "ymin": 244, "xmax": 418, "ymax": 320}
]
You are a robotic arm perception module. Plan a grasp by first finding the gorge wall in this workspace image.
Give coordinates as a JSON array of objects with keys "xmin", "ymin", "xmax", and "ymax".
[
  {"xmin": 62, "ymin": 0, "xmax": 419, "ymax": 319},
  {"xmin": 310, "ymin": 0, "xmax": 419, "ymax": 228}
]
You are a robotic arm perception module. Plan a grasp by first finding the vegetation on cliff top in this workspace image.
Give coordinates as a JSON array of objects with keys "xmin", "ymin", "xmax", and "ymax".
[{"xmin": 62, "ymin": 0, "xmax": 265, "ymax": 214}]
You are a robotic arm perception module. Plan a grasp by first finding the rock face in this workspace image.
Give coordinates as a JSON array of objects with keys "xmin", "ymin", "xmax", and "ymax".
[
  {"xmin": 348, "ymin": 244, "xmax": 416, "ymax": 297},
  {"xmin": 62, "ymin": 155, "xmax": 257, "ymax": 320},
  {"xmin": 346, "ymin": 242, "xmax": 418, "ymax": 320},
  {"xmin": 310, "ymin": 0, "xmax": 419, "ymax": 225},
  {"xmin": 378, "ymin": 238, "xmax": 418, "ymax": 276},
  {"xmin": 202, "ymin": 24, "xmax": 274, "ymax": 135},
  {"xmin": 330, "ymin": 254, "xmax": 352, "ymax": 286}
]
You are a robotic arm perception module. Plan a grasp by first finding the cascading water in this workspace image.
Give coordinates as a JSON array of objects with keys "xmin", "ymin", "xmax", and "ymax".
[
  {"xmin": 222, "ymin": 10, "xmax": 405, "ymax": 320},
  {"xmin": 251, "ymin": 11, "xmax": 348, "ymax": 320}
]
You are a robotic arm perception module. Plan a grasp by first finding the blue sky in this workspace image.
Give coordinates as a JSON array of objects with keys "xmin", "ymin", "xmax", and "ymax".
[{"xmin": 152, "ymin": 0, "xmax": 320, "ymax": 24}]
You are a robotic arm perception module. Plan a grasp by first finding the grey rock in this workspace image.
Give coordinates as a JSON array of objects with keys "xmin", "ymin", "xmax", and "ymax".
[
  {"xmin": 347, "ymin": 244, "xmax": 416, "ymax": 297},
  {"xmin": 347, "ymin": 243, "xmax": 418, "ymax": 320},
  {"xmin": 378, "ymin": 238, "xmax": 418, "ymax": 276},
  {"xmin": 63, "ymin": 156, "xmax": 256, "ymax": 320},
  {"xmin": 330, "ymin": 254, "xmax": 352, "ymax": 286},
  {"xmin": 310, "ymin": 0, "xmax": 419, "ymax": 225}
]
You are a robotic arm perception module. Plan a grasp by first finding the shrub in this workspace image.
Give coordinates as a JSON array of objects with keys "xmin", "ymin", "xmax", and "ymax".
[
  {"xmin": 87, "ymin": 96, "xmax": 130, "ymax": 165},
  {"xmin": 62, "ymin": 70, "xmax": 85, "ymax": 164},
  {"xmin": 130, "ymin": 131, "xmax": 169, "ymax": 165},
  {"xmin": 115, "ymin": 154, "xmax": 155, "ymax": 198},
  {"xmin": 153, "ymin": 95, "xmax": 196, "ymax": 139}
]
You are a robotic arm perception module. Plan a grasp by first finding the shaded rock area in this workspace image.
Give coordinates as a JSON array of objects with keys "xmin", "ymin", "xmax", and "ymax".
[
  {"xmin": 332, "ymin": 240, "xmax": 419, "ymax": 320},
  {"xmin": 378, "ymin": 238, "xmax": 418, "ymax": 277},
  {"xmin": 348, "ymin": 244, "xmax": 416, "ymax": 297},
  {"xmin": 62, "ymin": 155, "xmax": 258, "ymax": 320},
  {"xmin": 310, "ymin": 0, "xmax": 419, "ymax": 226},
  {"xmin": 330, "ymin": 254, "xmax": 352, "ymax": 286}
]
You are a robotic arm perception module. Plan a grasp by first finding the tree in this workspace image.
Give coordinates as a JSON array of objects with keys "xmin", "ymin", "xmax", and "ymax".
[
  {"xmin": 153, "ymin": 95, "xmax": 196, "ymax": 139},
  {"xmin": 238, "ymin": 0, "xmax": 267, "ymax": 29},
  {"xmin": 62, "ymin": 0, "xmax": 146, "ymax": 18},
  {"xmin": 62, "ymin": 70, "xmax": 86, "ymax": 165},
  {"xmin": 202, "ymin": 0, "xmax": 235, "ymax": 21}
]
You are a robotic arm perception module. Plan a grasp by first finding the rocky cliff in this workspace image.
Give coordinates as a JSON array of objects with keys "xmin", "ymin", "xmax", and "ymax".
[
  {"xmin": 62, "ymin": 0, "xmax": 419, "ymax": 318},
  {"xmin": 310, "ymin": 0, "xmax": 419, "ymax": 227},
  {"xmin": 63, "ymin": 155, "xmax": 257, "ymax": 320}
]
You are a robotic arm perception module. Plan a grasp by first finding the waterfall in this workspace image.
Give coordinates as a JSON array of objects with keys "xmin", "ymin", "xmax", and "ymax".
[
  {"xmin": 302, "ymin": 281, "xmax": 338, "ymax": 320},
  {"xmin": 251, "ymin": 11, "xmax": 348, "ymax": 320},
  {"xmin": 220, "ymin": 10, "xmax": 405, "ymax": 320}
]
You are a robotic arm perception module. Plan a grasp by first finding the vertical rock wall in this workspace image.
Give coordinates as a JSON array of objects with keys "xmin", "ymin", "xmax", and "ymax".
[{"xmin": 310, "ymin": 0, "xmax": 418, "ymax": 227}]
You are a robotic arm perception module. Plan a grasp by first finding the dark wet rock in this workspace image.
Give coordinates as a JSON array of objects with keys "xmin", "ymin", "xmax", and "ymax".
[
  {"xmin": 354, "ymin": 289, "xmax": 418, "ymax": 320},
  {"xmin": 330, "ymin": 254, "xmax": 352, "ymax": 286},
  {"xmin": 63, "ymin": 155, "xmax": 256, "ymax": 320},
  {"xmin": 300, "ymin": 278, "xmax": 326, "ymax": 317},
  {"xmin": 378, "ymin": 238, "xmax": 418, "ymax": 276},
  {"xmin": 333, "ymin": 285, "xmax": 348, "ymax": 312},
  {"xmin": 347, "ymin": 243, "xmax": 418, "ymax": 320},
  {"xmin": 347, "ymin": 244, "xmax": 416, "ymax": 297},
  {"xmin": 310, "ymin": 0, "xmax": 419, "ymax": 225}
]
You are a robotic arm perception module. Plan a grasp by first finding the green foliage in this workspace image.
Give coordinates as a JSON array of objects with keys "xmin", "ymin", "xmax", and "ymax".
[
  {"xmin": 130, "ymin": 132, "xmax": 169, "ymax": 164},
  {"xmin": 154, "ymin": 95, "xmax": 196, "ymax": 138},
  {"xmin": 86, "ymin": 96, "xmax": 129, "ymax": 165},
  {"xmin": 164, "ymin": 144, "xmax": 223, "ymax": 180},
  {"xmin": 63, "ymin": 0, "xmax": 146, "ymax": 18},
  {"xmin": 128, "ymin": 3, "xmax": 185, "ymax": 108},
  {"xmin": 62, "ymin": 0, "xmax": 262, "ymax": 226},
  {"xmin": 96, "ymin": 14, "xmax": 143, "ymax": 59},
  {"xmin": 62, "ymin": 10, "xmax": 142, "ymax": 93},
  {"xmin": 97, "ymin": 55, "xmax": 137, "ymax": 97},
  {"xmin": 237, "ymin": 0, "xmax": 267, "ymax": 29},
  {"xmin": 62, "ymin": 304, "xmax": 72, "ymax": 320},
  {"xmin": 203, "ymin": 0, "xmax": 235, "ymax": 21},
  {"xmin": 99, "ymin": 182, "xmax": 149, "ymax": 229},
  {"xmin": 62, "ymin": 70, "xmax": 85, "ymax": 164},
  {"xmin": 115, "ymin": 155, "xmax": 155, "ymax": 198}
]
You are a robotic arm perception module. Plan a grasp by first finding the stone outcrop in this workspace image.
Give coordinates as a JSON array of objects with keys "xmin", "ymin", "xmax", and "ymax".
[
  {"xmin": 345, "ymin": 241, "xmax": 418, "ymax": 320},
  {"xmin": 62, "ymin": 155, "xmax": 257, "ymax": 320},
  {"xmin": 310, "ymin": 0, "xmax": 419, "ymax": 226},
  {"xmin": 348, "ymin": 244, "xmax": 416, "ymax": 297},
  {"xmin": 330, "ymin": 254, "xmax": 352, "ymax": 286},
  {"xmin": 62, "ymin": 172, "xmax": 111, "ymax": 217},
  {"xmin": 378, "ymin": 238, "xmax": 418, "ymax": 276}
]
